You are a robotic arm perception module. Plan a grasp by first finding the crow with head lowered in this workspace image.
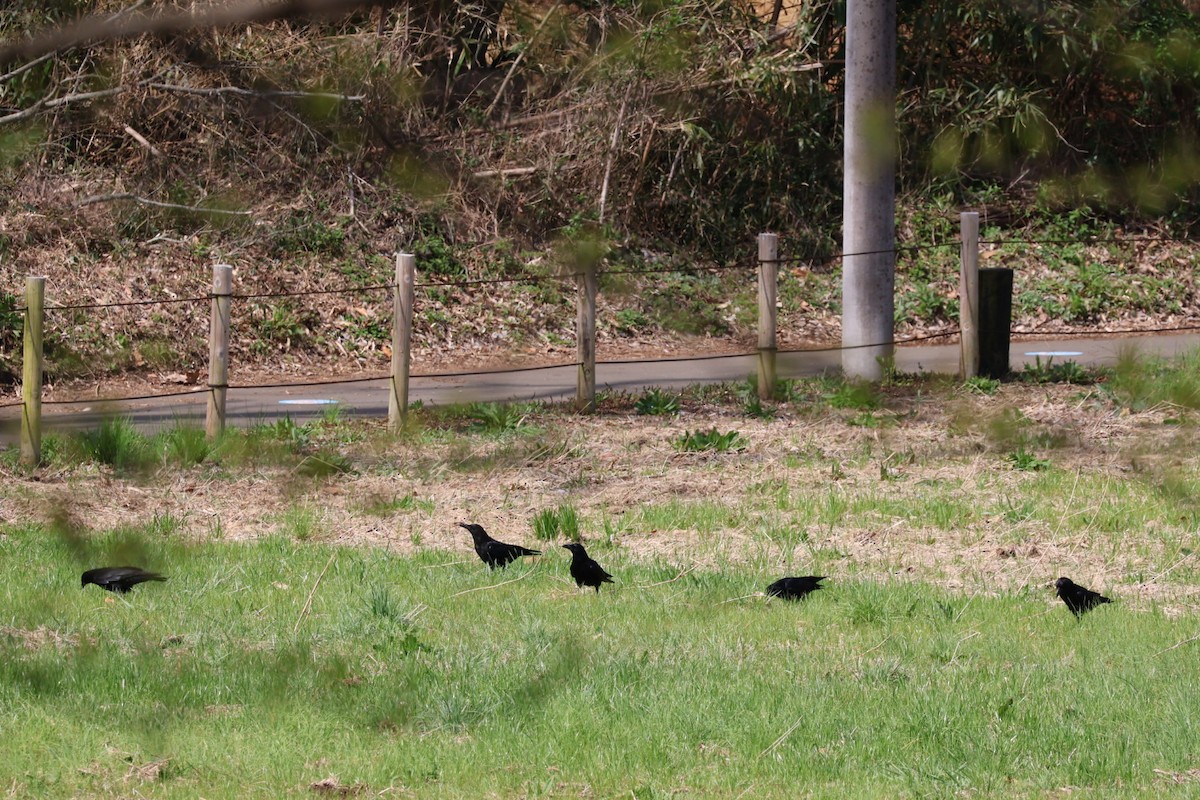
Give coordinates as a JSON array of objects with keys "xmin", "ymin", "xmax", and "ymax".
[
  {"xmin": 458, "ymin": 522, "xmax": 541, "ymax": 569},
  {"xmin": 81, "ymin": 566, "xmax": 167, "ymax": 594},
  {"xmin": 1055, "ymin": 576, "xmax": 1111, "ymax": 618},
  {"xmin": 562, "ymin": 542, "xmax": 613, "ymax": 592},
  {"xmin": 765, "ymin": 575, "xmax": 826, "ymax": 601}
]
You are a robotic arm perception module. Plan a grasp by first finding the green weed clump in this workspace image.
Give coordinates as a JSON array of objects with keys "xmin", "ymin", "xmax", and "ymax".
[
  {"xmin": 672, "ymin": 428, "xmax": 746, "ymax": 452},
  {"xmin": 634, "ymin": 388, "xmax": 680, "ymax": 416},
  {"xmin": 467, "ymin": 402, "xmax": 536, "ymax": 433},
  {"xmin": 532, "ymin": 504, "xmax": 581, "ymax": 542},
  {"xmin": 77, "ymin": 417, "xmax": 155, "ymax": 474}
]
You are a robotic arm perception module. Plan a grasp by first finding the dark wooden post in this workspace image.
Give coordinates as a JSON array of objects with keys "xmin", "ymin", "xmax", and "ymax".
[{"xmin": 978, "ymin": 268, "xmax": 1013, "ymax": 380}]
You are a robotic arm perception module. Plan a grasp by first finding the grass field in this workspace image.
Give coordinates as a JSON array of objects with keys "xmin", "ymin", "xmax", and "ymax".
[{"xmin": 3, "ymin": 356, "xmax": 1200, "ymax": 798}]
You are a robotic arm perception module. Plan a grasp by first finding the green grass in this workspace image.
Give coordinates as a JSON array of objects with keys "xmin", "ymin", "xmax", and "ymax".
[
  {"xmin": 532, "ymin": 504, "xmax": 581, "ymax": 542},
  {"xmin": 1108, "ymin": 347, "xmax": 1200, "ymax": 410},
  {"xmin": 5, "ymin": 350, "xmax": 1200, "ymax": 796},
  {"xmin": 2, "ymin": 523, "xmax": 1200, "ymax": 798}
]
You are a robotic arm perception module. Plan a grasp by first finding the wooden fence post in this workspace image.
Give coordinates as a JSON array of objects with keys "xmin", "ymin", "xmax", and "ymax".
[
  {"xmin": 757, "ymin": 232, "xmax": 779, "ymax": 400},
  {"xmin": 959, "ymin": 211, "xmax": 980, "ymax": 380},
  {"xmin": 20, "ymin": 275, "xmax": 45, "ymax": 466},
  {"xmin": 206, "ymin": 264, "xmax": 233, "ymax": 440},
  {"xmin": 388, "ymin": 253, "xmax": 415, "ymax": 432},
  {"xmin": 576, "ymin": 264, "xmax": 597, "ymax": 412}
]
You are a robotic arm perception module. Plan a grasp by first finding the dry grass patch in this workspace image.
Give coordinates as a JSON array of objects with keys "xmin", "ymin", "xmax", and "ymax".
[{"xmin": 2, "ymin": 380, "xmax": 1199, "ymax": 609}]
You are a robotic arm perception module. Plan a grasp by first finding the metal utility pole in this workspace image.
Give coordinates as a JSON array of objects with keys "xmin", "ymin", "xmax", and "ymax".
[{"xmin": 842, "ymin": 0, "xmax": 896, "ymax": 380}]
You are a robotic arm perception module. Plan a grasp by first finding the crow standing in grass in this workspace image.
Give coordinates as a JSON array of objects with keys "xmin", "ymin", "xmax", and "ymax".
[
  {"xmin": 458, "ymin": 522, "xmax": 541, "ymax": 569},
  {"xmin": 766, "ymin": 575, "xmax": 826, "ymax": 601},
  {"xmin": 1055, "ymin": 576, "xmax": 1111, "ymax": 618},
  {"xmin": 81, "ymin": 566, "xmax": 167, "ymax": 594},
  {"xmin": 562, "ymin": 543, "xmax": 613, "ymax": 592}
]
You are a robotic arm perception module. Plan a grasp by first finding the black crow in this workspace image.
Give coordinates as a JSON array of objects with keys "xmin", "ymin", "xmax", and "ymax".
[
  {"xmin": 766, "ymin": 575, "xmax": 825, "ymax": 601},
  {"xmin": 562, "ymin": 543, "xmax": 613, "ymax": 592},
  {"xmin": 81, "ymin": 566, "xmax": 167, "ymax": 594},
  {"xmin": 458, "ymin": 522, "xmax": 541, "ymax": 569},
  {"xmin": 1055, "ymin": 576, "xmax": 1111, "ymax": 617}
]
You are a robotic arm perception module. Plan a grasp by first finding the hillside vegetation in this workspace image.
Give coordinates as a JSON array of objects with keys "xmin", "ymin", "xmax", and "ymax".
[{"xmin": 1, "ymin": 0, "xmax": 1200, "ymax": 386}]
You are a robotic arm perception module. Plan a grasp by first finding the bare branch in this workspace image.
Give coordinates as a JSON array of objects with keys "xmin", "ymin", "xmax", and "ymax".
[
  {"xmin": 292, "ymin": 551, "xmax": 336, "ymax": 634},
  {"xmin": 123, "ymin": 125, "xmax": 161, "ymax": 157},
  {"xmin": 471, "ymin": 166, "xmax": 537, "ymax": 178},
  {"xmin": 598, "ymin": 84, "xmax": 633, "ymax": 225},
  {"xmin": 0, "ymin": 0, "xmax": 390, "ymax": 69},
  {"xmin": 0, "ymin": 1, "xmax": 150, "ymax": 82},
  {"xmin": 146, "ymin": 82, "xmax": 365, "ymax": 102},
  {"xmin": 0, "ymin": 51, "xmax": 55, "ymax": 84},
  {"xmin": 483, "ymin": 2, "xmax": 560, "ymax": 119},
  {"xmin": 0, "ymin": 85, "xmax": 127, "ymax": 124},
  {"xmin": 75, "ymin": 193, "xmax": 252, "ymax": 217}
]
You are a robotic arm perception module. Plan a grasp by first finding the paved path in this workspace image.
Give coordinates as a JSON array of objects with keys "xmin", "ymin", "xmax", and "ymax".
[{"xmin": 2, "ymin": 333, "xmax": 1198, "ymax": 439}]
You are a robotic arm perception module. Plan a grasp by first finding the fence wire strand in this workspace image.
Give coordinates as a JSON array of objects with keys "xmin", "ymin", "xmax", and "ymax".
[
  {"xmin": 43, "ymin": 294, "xmax": 211, "ymax": 312},
  {"xmin": 38, "ymin": 386, "xmax": 211, "ymax": 406},
  {"xmin": 233, "ymin": 283, "xmax": 394, "ymax": 301}
]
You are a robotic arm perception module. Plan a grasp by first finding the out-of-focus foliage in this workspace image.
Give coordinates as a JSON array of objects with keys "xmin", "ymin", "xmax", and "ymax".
[
  {"xmin": 895, "ymin": 0, "xmax": 1200, "ymax": 214},
  {"xmin": 0, "ymin": 0, "xmax": 1198, "ymax": 257}
]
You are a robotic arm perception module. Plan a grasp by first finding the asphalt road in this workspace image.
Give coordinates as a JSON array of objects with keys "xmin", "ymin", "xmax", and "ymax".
[{"xmin": 2, "ymin": 332, "xmax": 1198, "ymax": 439}]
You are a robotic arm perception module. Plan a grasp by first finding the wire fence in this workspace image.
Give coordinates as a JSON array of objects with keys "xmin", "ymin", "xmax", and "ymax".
[
  {"xmin": 16, "ymin": 233, "xmax": 1200, "ymax": 313},
  {"xmin": 3, "ymin": 230, "xmax": 1200, "ymax": 418},
  {"xmin": 11, "ymin": 320, "xmax": 1200, "ymax": 412}
]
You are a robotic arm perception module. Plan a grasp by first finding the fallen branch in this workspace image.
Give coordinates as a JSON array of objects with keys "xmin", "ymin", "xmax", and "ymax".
[
  {"xmin": 472, "ymin": 166, "xmax": 538, "ymax": 179},
  {"xmin": 1153, "ymin": 633, "xmax": 1200, "ymax": 658},
  {"xmin": 293, "ymin": 551, "xmax": 337, "ymax": 634},
  {"xmin": 0, "ymin": 52, "xmax": 55, "ymax": 84},
  {"xmin": 75, "ymin": 193, "xmax": 251, "ymax": 216},
  {"xmin": 0, "ymin": 1, "xmax": 149, "ymax": 82},
  {"xmin": 123, "ymin": 125, "xmax": 161, "ymax": 157},
  {"xmin": 635, "ymin": 564, "xmax": 697, "ymax": 588},
  {"xmin": 146, "ymin": 82, "xmax": 364, "ymax": 102},
  {"xmin": 445, "ymin": 569, "xmax": 533, "ymax": 598},
  {"xmin": 758, "ymin": 716, "xmax": 805, "ymax": 758},
  {"xmin": 0, "ymin": 85, "xmax": 127, "ymax": 125},
  {"xmin": 716, "ymin": 591, "xmax": 765, "ymax": 605}
]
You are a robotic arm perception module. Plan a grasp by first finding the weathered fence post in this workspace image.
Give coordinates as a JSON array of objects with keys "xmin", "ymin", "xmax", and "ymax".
[
  {"xmin": 206, "ymin": 264, "xmax": 233, "ymax": 440},
  {"xmin": 388, "ymin": 253, "xmax": 415, "ymax": 432},
  {"xmin": 757, "ymin": 232, "xmax": 779, "ymax": 400},
  {"xmin": 576, "ymin": 264, "xmax": 597, "ymax": 412},
  {"xmin": 959, "ymin": 211, "xmax": 980, "ymax": 380},
  {"xmin": 20, "ymin": 275, "xmax": 45, "ymax": 466}
]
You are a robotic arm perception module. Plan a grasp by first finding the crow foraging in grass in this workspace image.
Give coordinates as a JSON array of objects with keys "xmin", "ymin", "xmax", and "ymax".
[
  {"xmin": 458, "ymin": 522, "xmax": 541, "ymax": 569},
  {"xmin": 81, "ymin": 566, "xmax": 167, "ymax": 594},
  {"xmin": 562, "ymin": 543, "xmax": 613, "ymax": 592},
  {"xmin": 765, "ymin": 575, "xmax": 825, "ymax": 601},
  {"xmin": 1055, "ymin": 576, "xmax": 1111, "ymax": 618}
]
